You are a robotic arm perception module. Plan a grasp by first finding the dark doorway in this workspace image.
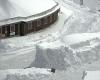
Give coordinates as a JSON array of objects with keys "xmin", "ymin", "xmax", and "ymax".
[
  {"xmin": 15, "ymin": 23, "xmax": 19, "ymax": 35},
  {"xmin": 6, "ymin": 25, "xmax": 10, "ymax": 37},
  {"xmin": 20, "ymin": 22, "xmax": 26, "ymax": 36}
]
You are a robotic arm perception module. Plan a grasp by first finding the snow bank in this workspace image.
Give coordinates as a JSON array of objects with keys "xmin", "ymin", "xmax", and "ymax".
[
  {"xmin": 0, "ymin": 67, "xmax": 53, "ymax": 80},
  {"xmin": 59, "ymin": 0, "xmax": 100, "ymax": 36},
  {"xmin": 30, "ymin": 40, "xmax": 77, "ymax": 70},
  {"xmin": 72, "ymin": 0, "xmax": 100, "ymax": 11},
  {"xmin": 62, "ymin": 13, "xmax": 99, "ymax": 35},
  {"xmin": 31, "ymin": 32, "xmax": 100, "ymax": 70},
  {"xmin": 63, "ymin": 32, "xmax": 100, "ymax": 45},
  {"xmin": 84, "ymin": 71, "xmax": 100, "ymax": 80},
  {"xmin": 64, "ymin": 33, "xmax": 100, "ymax": 64}
]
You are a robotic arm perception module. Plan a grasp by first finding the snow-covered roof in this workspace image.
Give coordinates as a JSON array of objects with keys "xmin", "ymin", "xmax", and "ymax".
[
  {"xmin": 83, "ymin": 71, "xmax": 100, "ymax": 80},
  {"xmin": 0, "ymin": 0, "xmax": 59, "ymax": 26}
]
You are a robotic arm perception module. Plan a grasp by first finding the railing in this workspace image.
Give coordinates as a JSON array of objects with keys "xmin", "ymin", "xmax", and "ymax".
[{"xmin": 0, "ymin": 3, "xmax": 59, "ymax": 24}]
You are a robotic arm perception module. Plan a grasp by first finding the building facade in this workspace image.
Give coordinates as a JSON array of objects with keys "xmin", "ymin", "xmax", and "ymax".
[{"xmin": 0, "ymin": 0, "xmax": 60, "ymax": 38}]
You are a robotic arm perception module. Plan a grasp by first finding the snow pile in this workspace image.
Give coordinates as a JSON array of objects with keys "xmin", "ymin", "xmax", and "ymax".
[
  {"xmin": 63, "ymin": 32, "xmax": 100, "ymax": 65},
  {"xmin": 57, "ymin": 0, "xmax": 100, "ymax": 36},
  {"xmin": 72, "ymin": 0, "xmax": 100, "ymax": 11},
  {"xmin": 0, "ymin": 67, "xmax": 53, "ymax": 80},
  {"xmin": 61, "ymin": 13, "xmax": 100, "ymax": 35},
  {"xmin": 30, "ymin": 40, "xmax": 77, "ymax": 70},
  {"xmin": 30, "ymin": 32, "xmax": 100, "ymax": 70},
  {"xmin": 84, "ymin": 71, "xmax": 100, "ymax": 80}
]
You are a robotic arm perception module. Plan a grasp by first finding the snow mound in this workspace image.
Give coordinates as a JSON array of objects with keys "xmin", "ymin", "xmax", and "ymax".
[
  {"xmin": 62, "ymin": 13, "xmax": 100, "ymax": 35},
  {"xmin": 30, "ymin": 33, "xmax": 100, "ymax": 70},
  {"xmin": 64, "ymin": 32, "xmax": 100, "ymax": 64},
  {"xmin": 30, "ymin": 40, "xmax": 77, "ymax": 70},
  {"xmin": 0, "ymin": 67, "xmax": 53, "ymax": 80},
  {"xmin": 84, "ymin": 71, "xmax": 100, "ymax": 80}
]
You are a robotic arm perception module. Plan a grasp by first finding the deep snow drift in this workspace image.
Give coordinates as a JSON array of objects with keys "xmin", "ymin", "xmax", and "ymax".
[{"xmin": 1, "ymin": 0, "xmax": 100, "ymax": 80}]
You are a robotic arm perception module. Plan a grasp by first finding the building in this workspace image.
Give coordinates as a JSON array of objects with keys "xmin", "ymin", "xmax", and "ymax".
[{"xmin": 0, "ymin": 0, "xmax": 60, "ymax": 38}]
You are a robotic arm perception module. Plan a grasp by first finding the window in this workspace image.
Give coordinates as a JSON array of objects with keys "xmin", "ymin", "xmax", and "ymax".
[
  {"xmin": 52, "ymin": 14, "xmax": 55, "ymax": 21},
  {"xmin": 10, "ymin": 24, "xmax": 15, "ymax": 36},
  {"xmin": 44, "ymin": 17, "xmax": 48, "ymax": 25},
  {"xmin": 2, "ymin": 26, "xmax": 5, "ymax": 34},
  {"xmin": 37, "ymin": 20, "xmax": 41, "ymax": 27},
  {"xmin": 15, "ymin": 23, "xmax": 20, "ymax": 35},
  {"xmin": 10, "ymin": 24, "xmax": 15, "ymax": 32},
  {"xmin": 0, "ymin": 28, "xmax": 1, "ymax": 34},
  {"xmin": 50, "ymin": 15, "xmax": 52, "ymax": 23},
  {"xmin": 28, "ymin": 21, "xmax": 33, "ymax": 30},
  {"xmin": 32, "ymin": 21, "xmax": 34, "ymax": 28},
  {"xmin": 47, "ymin": 16, "xmax": 50, "ymax": 23}
]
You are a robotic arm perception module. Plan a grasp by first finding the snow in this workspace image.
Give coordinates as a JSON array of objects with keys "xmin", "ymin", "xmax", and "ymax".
[
  {"xmin": 1, "ymin": 0, "xmax": 100, "ymax": 80},
  {"xmin": 84, "ymin": 71, "xmax": 100, "ymax": 80},
  {"xmin": 31, "ymin": 40, "xmax": 68, "ymax": 70},
  {"xmin": 0, "ymin": 0, "xmax": 59, "ymax": 26},
  {"xmin": 0, "ymin": 0, "xmax": 56, "ymax": 20},
  {"xmin": 0, "ymin": 11, "xmax": 67, "ymax": 69},
  {"xmin": 0, "ymin": 67, "xmax": 53, "ymax": 80},
  {"xmin": 63, "ymin": 32, "xmax": 100, "ymax": 45},
  {"xmin": 60, "ymin": 6, "xmax": 73, "ymax": 17},
  {"xmin": 72, "ymin": 0, "xmax": 100, "ymax": 11}
]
